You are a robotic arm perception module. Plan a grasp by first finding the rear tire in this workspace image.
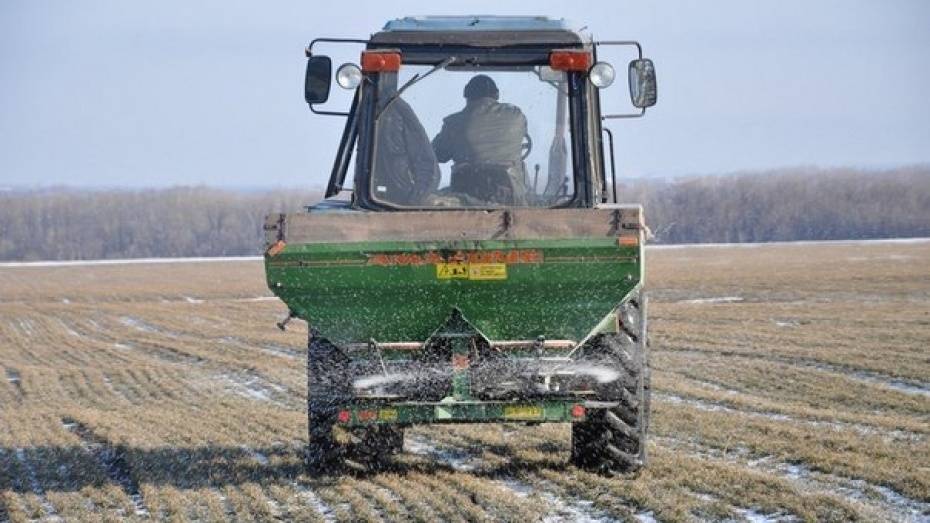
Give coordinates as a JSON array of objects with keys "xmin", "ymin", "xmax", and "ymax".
[
  {"xmin": 306, "ymin": 335, "xmax": 404, "ymax": 474},
  {"xmin": 572, "ymin": 292, "xmax": 650, "ymax": 474},
  {"xmin": 306, "ymin": 336, "xmax": 349, "ymax": 475}
]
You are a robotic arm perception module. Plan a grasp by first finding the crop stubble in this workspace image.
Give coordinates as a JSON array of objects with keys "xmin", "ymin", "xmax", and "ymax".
[{"xmin": 0, "ymin": 240, "xmax": 928, "ymax": 522}]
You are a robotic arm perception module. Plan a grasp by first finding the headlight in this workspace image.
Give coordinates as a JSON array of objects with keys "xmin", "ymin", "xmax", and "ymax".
[
  {"xmin": 589, "ymin": 62, "xmax": 616, "ymax": 89},
  {"xmin": 336, "ymin": 63, "xmax": 362, "ymax": 89}
]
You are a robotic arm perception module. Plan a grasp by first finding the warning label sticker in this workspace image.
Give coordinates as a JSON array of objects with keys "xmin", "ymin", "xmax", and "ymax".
[
  {"xmin": 436, "ymin": 262, "xmax": 507, "ymax": 280},
  {"xmin": 436, "ymin": 263, "xmax": 469, "ymax": 279},
  {"xmin": 467, "ymin": 263, "xmax": 508, "ymax": 280}
]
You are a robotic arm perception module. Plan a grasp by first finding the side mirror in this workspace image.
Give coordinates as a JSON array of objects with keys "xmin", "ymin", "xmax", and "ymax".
[
  {"xmin": 304, "ymin": 55, "xmax": 332, "ymax": 105},
  {"xmin": 628, "ymin": 58, "xmax": 657, "ymax": 108}
]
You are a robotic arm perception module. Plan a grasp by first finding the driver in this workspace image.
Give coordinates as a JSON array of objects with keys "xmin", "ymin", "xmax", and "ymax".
[{"xmin": 431, "ymin": 75, "xmax": 529, "ymax": 205}]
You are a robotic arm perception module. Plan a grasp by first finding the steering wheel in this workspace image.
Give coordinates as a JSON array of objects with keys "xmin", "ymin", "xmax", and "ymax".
[{"xmin": 521, "ymin": 133, "xmax": 533, "ymax": 160}]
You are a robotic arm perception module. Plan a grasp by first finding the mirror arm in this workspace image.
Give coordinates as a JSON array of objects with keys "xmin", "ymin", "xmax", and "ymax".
[
  {"xmin": 602, "ymin": 107, "xmax": 646, "ymax": 120},
  {"xmin": 308, "ymin": 37, "xmax": 369, "ymax": 54},
  {"xmin": 310, "ymin": 105, "xmax": 351, "ymax": 117},
  {"xmin": 595, "ymin": 40, "xmax": 643, "ymax": 60},
  {"xmin": 594, "ymin": 40, "xmax": 649, "ymax": 119}
]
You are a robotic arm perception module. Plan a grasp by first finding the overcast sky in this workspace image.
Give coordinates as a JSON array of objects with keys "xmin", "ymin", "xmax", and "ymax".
[{"xmin": 1, "ymin": 0, "xmax": 929, "ymax": 189}]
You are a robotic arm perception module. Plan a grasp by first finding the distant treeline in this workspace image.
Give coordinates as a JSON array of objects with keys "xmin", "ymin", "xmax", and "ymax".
[
  {"xmin": 0, "ymin": 167, "xmax": 928, "ymax": 261},
  {"xmin": 625, "ymin": 166, "xmax": 930, "ymax": 244},
  {"xmin": 0, "ymin": 188, "xmax": 320, "ymax": 261}
]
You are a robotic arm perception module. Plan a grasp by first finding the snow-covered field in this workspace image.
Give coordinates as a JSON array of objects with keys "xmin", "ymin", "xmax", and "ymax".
[{"xmin": 0, "ymin": 239, "xmax": 928, "ymax": 521}]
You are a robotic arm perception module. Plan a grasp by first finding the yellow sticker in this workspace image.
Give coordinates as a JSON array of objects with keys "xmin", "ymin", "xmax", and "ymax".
[
  {"xmin": 436, "ymin": 263, "xmax": 469, "ymax": 279},
  {"xmin": 503, "ymin": 405, "xmax": 542, "ymax": 420},
  {"xmin": 379, "ymin": 409, "xmax": 398, "ymax": 422},
  {"xmin": 468, "ymin": 263, "xmax": 507, "ymax": 280}
]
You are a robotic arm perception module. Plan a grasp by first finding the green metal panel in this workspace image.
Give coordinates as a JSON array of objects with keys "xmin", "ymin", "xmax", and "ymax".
[{"xmin": 265, "ymin": 238, "xmax": 640, "ymax": 344}]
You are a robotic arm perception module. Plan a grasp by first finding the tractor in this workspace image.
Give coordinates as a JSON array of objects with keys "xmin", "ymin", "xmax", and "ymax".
[{"xmin": 264, "ymin": 15, "xmax": 657, "ymax": 475}]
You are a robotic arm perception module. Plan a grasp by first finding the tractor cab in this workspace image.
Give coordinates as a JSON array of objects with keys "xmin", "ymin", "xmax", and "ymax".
[{"xmin": 303, "ymin": 16, "xmax": 656, "ymax": 211}]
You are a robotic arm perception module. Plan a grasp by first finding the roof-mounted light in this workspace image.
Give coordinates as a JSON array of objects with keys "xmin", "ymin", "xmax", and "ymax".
[
  {"xmin": 361, "ymin": 51, "xmax": 401, "ymax": 72},
  {"xmin": 549, "ymin": 50, "xmax": 592, "ymax": 72}
]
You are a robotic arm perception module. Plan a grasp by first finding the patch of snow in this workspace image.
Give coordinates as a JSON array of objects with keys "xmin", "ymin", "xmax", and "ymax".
[
  {"xmin": 658, "ymin": 393, "xmax": 791, "ymax": 421},
  {"xmin": 0, "ymin": 255, "xmax": 262, "ymax": 268},
  {"xmin": 16, "ymin": 318, "xmax": 35, "ymax": 336},
  {"xmin": 15, "ymin": 448, "xmax": 61, "ymax": 520},
  {"xmin": 732, "ymin": 507, "xmax": 795, "ymax": 522},
  {"xmin": 496, "ymin": 476, "xmax": 616, "ymax": 523},
  {"xmin": 679, "ymin": 296, "xmax": 744, "ymax": 304},
  {"xmin": 130, "ymin": 494, "xmax": 149, "ymax": 517},
  {"xmin": 293, "ymin": 483, "xmax": 337, "ymax": 523},
  {"xmin": 802, "ymin": 362, "xmax": 930, "ymax": 397},
  {"xmin": 217, "ymin": 373, "xmax": 289, "ymax": 406},
  {"xmin": 58, "ymin": 319, "xmax": 82, "ymax": 337},
  {"xmin": 633, "ymin": 511, "xmax": 660, "ymax": 523},
  {"xmin": 406, "ymin": 435, "xmax": 477, "ymax": 471},
  {"xmin": 183, "ymin": 296, "xmax": 204, "ymax": 304},
  {"xmin": 234, "ymin": 296, "xmax": 279, "ymax": 302},
  {"xmin": 752, "ymin": 460, "xmax": 930, "ymax": 521},
  {"xmin": 647, "ymin": 237, "xmax": 930, "ymax": 250},
  {"xmin": 119, "ymin": 316, "xmax": 159, "ymax": 334},
  {"xmin": 242, "ymin": 446, "xmax": 270, "ymax": 465},
  {"xmin": 61, "ymin": 298, "xmax": 71, "ymax": 304},
  {"xmin": 219, "ymin": 336, "xmax": 299, "ymax": 360}
]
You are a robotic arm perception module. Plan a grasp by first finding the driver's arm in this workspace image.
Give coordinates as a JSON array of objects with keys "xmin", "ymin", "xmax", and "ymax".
[{"xmin": 431, "ymin": 116, "xmax": 456, "ymax": 163}]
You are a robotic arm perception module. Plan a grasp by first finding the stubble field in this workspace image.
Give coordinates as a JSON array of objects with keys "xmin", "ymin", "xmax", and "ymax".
[{"xmin": 0, "ymin": 240, "xmax": 928, "ymax": 522}]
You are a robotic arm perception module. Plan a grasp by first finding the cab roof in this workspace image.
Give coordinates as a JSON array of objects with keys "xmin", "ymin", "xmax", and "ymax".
[{"xmin": 370, "ymin": 15, "xmax": 588, "ymax": 48}]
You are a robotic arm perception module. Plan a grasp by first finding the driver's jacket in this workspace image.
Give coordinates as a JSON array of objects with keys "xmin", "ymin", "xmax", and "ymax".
[{"xmin": 431, "ymin": 97, "xmax": 527, "ymax": 167}]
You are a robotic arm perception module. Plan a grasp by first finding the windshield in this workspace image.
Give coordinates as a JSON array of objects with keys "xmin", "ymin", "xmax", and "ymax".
[{"xmin": 368, "ymin": 65, "xmax": 575, "ymax": 208}]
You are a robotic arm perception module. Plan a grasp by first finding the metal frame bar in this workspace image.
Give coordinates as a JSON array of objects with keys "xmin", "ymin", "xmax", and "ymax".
[
  {"xmin": 603, "ymin": 127, "xmax": 619, "ymax": 203},
  {"xmin": 334, "ymin": 398, "xmax": 586, "ymax": 427},
  {"xmin": 595, "ymin": 40, "xmax": 648, "ymax": 120},
  {"xmin": 346, "ymin": 339, "xmax": 577, "ymax": 351}
]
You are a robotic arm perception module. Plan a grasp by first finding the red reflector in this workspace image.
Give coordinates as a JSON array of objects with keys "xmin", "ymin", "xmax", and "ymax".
[
  {"xmin": 361, "ymin": 51, "xmax": 401, "ymax": 72},
  {"xmin": 571, "ymin": 405, "xmax": 586, "ymax": 418},
  {"xmin": 337, "ymin": 410, "xmax": 351, "ymax": 423},
  {"xmin": 549, "ymin": 50, "xmax": 592, "ymax": 72}
]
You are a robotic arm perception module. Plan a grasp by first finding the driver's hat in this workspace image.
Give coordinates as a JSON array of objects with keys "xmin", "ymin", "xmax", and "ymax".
[{"xmin": 463, "ymin": 75, "xmax": 499, "ymax": 100}]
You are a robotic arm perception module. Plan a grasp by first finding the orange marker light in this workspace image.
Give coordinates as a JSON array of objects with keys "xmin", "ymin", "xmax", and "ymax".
[
  {"xmin": 618, "ymin": 236, "xmax": 639, "ymax": 247},
  {"xmin": 549, "ymin": 50, "xmax": 592, "ymax": 72},
  {"xmin": 266, "ymin": 240, "xmax": 286, "ymax": 257},
  {"xmin": 361, "ymin": 51, "xmax": 401, "ymax": 72}
]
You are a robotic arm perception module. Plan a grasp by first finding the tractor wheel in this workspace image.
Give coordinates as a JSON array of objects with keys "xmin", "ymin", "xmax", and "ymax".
[
  {"xmin": 572, "ymin": 292, "xmax": 650, "ymax": 474},
  {"xmin": 306, "ymin": 335, "xmax": 350, "ymax": 475}
]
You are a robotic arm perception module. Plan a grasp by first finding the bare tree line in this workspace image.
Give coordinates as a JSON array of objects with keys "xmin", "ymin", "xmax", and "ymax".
[
  {"xmin": 621, "ymin": 166, "xmax": 930, "ymax": 244},
  {"xmin": 0, "ymin": 187, "xmax": 320, "ymax": 261},
  {"xmin": 0, "ymin": 167, "xmax": 927, "ymax": 261}
]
